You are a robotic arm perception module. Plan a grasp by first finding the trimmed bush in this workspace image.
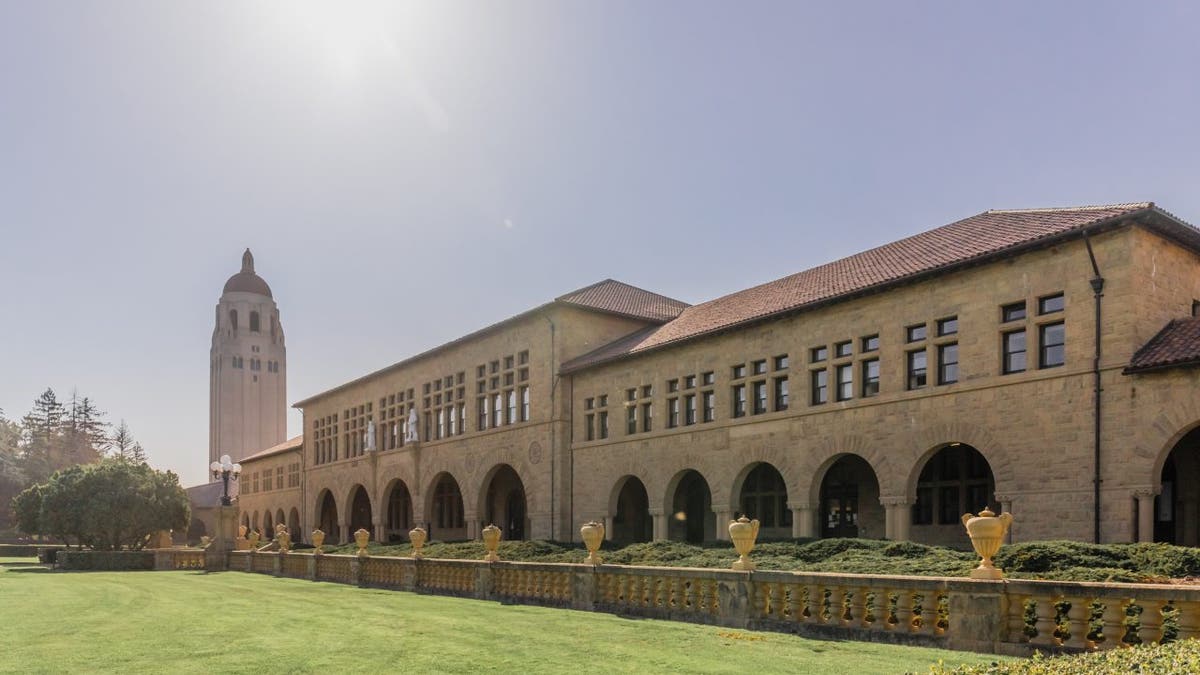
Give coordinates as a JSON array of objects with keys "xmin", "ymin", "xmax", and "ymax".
[
  {"xmin": 58, "ymin": 550, "xmax": 154, "ymax": 571},
  {"xmin": 935, "ymin": 638, "xmax": 1200, "ymax": 674},
  {"xmin": 0, "ymin": 543, "xmax": 64, "ymax": 557}
]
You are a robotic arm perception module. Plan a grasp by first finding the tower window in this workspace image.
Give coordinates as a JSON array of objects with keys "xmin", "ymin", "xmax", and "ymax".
[
  {"xmin": 229, "ymin": 310, "xmax": 238, "ymax": 330},
  {"xmin": 250, "ymin": 311, "xmax": 260, "ymax": 332}
]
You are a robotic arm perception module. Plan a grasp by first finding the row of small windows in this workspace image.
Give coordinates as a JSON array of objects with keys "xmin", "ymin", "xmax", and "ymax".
[
  {"xmin": 229, "ymin": 356, "xmax": 279, "ymax": 373},
  {"xmin": 227, "ymin": 310, "xmax": 277, "ymax": 336},
  {"xmin": 243, "ymin": 464, "xmax": 298, "ymax": 494}
]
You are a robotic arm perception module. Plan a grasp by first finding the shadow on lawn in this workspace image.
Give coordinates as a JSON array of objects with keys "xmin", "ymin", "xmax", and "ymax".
[{"xmin": 4, "ymin": 566, "xmax": 52, "ymax": 574}]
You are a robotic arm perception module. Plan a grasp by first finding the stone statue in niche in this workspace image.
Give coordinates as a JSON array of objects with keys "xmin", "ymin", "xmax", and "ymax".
[
  {"xmin": 406, "ymin": 408, "xmax": 420, "ymax": 443},
  {"xmin": 366, "ymin": 421, "xmax": 376, "ymax": 452}
]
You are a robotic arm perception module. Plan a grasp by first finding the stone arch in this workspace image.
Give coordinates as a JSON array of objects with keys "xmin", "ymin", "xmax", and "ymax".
[
  {"xmin": 796, "ymin": 434, "xmax": 895, "ymax": 506},
  {"xmin": 188, "ymin": 517, "xmax": 207, "ymax": 543},
  {"xmin": 382, "ymin": 478, "xmax": 414, "ymax": 542},
  {"xmin": 811, "ymin": 452, "xmax": 884, "ymax": 539},
  {"xmin": 251, "ymin": 511, "xmax": 260, "ymax": 533},
  {"xmin": 731, "ymin": 461, "xmax": 791, "ymax": 538},
  {"xmin": 263, "ymin": 511, "xmax": 274, "ymax": 536},
  {"xmin": 240, "ymin": 512, "xmax": 250, "ymax": 530},
  {"xmin": 664, "ymin": 468, "xmax": 715, "ymax": 543},
  {"xmin": 288, "ymin": 507, "xmax": 301, "ymax": 540},
  {"xmin": 1148, "ymin": 411, "xmax": 1200, "ymax": 489},
  {"xmin": 906, "ymin": 423, "xmax": 1015, "ymax": 497},
  {"xmin": 425, "ymin": 471, "xmax": 466, "ymax": 541},
  {"xmin": 608, "ymin": 474, "xmax": 651, "ymax": 545},
  {"xmin": 904, "ymin": 441, "xmax": 1003, "ymax": 505},
  {"xmin": 346, "ymin": 484, "xmax": 373, "ymax": 537},
  {"xmin": 315, "ymin": 488, "xmax": 339, "ymax": 543},
  {"xmin": 725, "ymin": 443, "xmax": 805, "ymax": 510},
  {"xmin": 275, "ymin": 509, "xmax": 286, "ymax": 531},
  {"xmin": 477, "ymin": 464, "xmax": 528, "ymax": 541}
]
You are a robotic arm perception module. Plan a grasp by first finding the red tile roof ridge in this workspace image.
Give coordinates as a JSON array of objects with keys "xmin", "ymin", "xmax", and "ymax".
[
  {"xmin": 986, "ymin": 202, "xmax": 1153, "ymax": 214},
  {"xmin": 240, "ymin": 434, "xmax": 304, "ymax": 463},
  {"xmin": 1126, "ymin": 316, "xmax": 1200, "ymax": 374}
]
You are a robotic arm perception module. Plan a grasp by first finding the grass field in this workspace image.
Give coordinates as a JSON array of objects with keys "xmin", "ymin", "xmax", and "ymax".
[{"xmin": 0, "ymin": 559, "xmax": 1010, "ymax": 674}]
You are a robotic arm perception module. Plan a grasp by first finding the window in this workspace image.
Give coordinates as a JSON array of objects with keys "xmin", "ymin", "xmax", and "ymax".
[
  {"xmin": 811, "ymin": 346, "xmax": 828, "ymax": 363},
  {"xmin": 685, "ymin": 394, "xmax": 697, "ymax": 424},
  {"xmin": 668, "ymin": 379, "xmax": 679, "ymax": 393},
  {"xmin": 1003, "ymin": 330, "xmax": 1027, "ymax": 374},
  {"xmin": 477, "ymin": 398, "xmax": 488, "ymax": 430},
  {"xmin": 773, "ymin": 377, "xmax": 789, "ymax": 411},
  {"xmin": 862, "ymin": 359, "xmax": 880, "ymax": 397},
  {"xmin": 1193, "ymin": 300, "xmax": 1200, "ymax": 318},
  {"xmin": 732, "ymin": 384, "xmax": 747, "ymax": 418},
  {"xmin": 598, "ymin": 411, "xmax": 609, "ymax": 439},
  {"xmin": 627, "ymin": 405, "xmax": 637, "ymax": 435},
  {"xmin": 1002, "ymin": 301, "xmax": 1026, "ymax": 323},
  {"xmin": 906, "ymin": 324, "xmax": 927, "ymax": 342},
  {"xmin": 506, "ymin": 389, "xmax": 517, "ymax": 424},
  {"xmin": 938, "ymin": 343, "xmax": 959, "ymax": 384},
  {"xmin": 752, "ymin": 359, "xmax": 767, "ymax": 375},
  {"xmin": 732, "ymin": 364, "xmax": 746, "ymax": 379},
  {"xmin": 492, "ymin": 393, "xmax": 503, "ymax": 427},
  {"xmin": 684, "ymin": 375, "xmax": 696, "ymax": 389},
  {"xmin": 249, "ymin": 311, "xmax": 260, "ymax": 332},
  {"xmin": 585, "ymin": 397, "xmax": 594, "ymax": 410},
  {"xmin": 834, "ymin": 341, "xmax": 852, "ymax": 358},
  {"xmin": 811, "ymin": 369, "xmax": 828, "ymax": 405},
  {"xmin": 702, "ymin": 371, "xmax": 715, "ymax": 386},
  {"xmin": 1040, "ymin": 322, "xmax": 1065, "ymax": 368},
  {"xmin": 436, "ymin": 409, "xmax": 445, "ymax": 439},
  {"xmin": 626, "ymin": 388, "xmax": 637, "ymax": 402},
  {"xmin": 641, "ymin": 402, "xmax": 653, "ymax": 432},
  {"xmin": 702, "ymin": 391, "xmax": 716, "ymax": 422},
  {"xmin": 586, "ymin": 414, "xmax": 595, "ymax": 441},
  {"xmin": 504, "ymin": 355, "xmax": 514, "ymax": 370},
  {"xmin": 907, "ymin": 350, "xmax": 927, "ymax": 390},
  {"xmin": 520, "ymin": 386, "xmax": 530, "ymax": 421},
  {"xmin": 835, "ymin": 364, "xmax": 853, "ymax": 401},
  {"xmin": 229, "ymin": 310, "xmax": 238, "ymax": 330},
  {"xmin": 752, "ymin": 381, "xmax": 767, "ymax": 414},
  {"xmin": 518, "ymin": 350, "xmax": 529, "ymax": 365},
  {"xmin": 1039, "ymin": 293, "xmax": 1064, "ymax": 315},
  {"xmin": 861, "ymin": 335, "xmax": 879, "ymax": 352},
  {"xmin": 668, "ymin": 398, "xmax": 680, "ymax": 428},
  {"xmin": 937, "ymin": 316, "xmax": 958, "ymax": 336},
  {"xmin": 642, "ymin": 384, "xmax": 653, "ymax": 398}
]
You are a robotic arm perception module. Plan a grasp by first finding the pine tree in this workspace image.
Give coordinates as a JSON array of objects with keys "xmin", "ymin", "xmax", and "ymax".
[
  {"xmin": 22, "ymin": 389, "xmax": 64, "ymax": 443},
  {"xmin": 19, "ymin": 389, "xmax": 64, "ymax": 483},
  {"xmin": 110, "ymin": 420, "xmax": 146, "ymax": 463},
  {"xmin": 77, "ymin": 397, "xmax": 110, "ymax": 455}
]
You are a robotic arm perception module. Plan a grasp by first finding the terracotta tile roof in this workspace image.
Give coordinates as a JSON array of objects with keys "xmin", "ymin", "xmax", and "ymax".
[
  {"xmin": 1126, "ymin": 317, "xmax": 1200, "ymax": 373},
  {"xmin": 564, "ymin": 203, "xmax": 1197, "ymax": 373},
  {"xmin": 240, "ymin": 435, "xmax": 304, "ymax": 463},
  {"xmin": 556, "ymin": 279, "xmax": 690, "ymax": 322}
]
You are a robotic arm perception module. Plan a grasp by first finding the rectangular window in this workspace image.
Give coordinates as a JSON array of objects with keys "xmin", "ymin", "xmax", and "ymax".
[
  {"xmin": 752, "ymin": 380, "xmax": 767, "ymax": 414},
  {"xmin": 774, "ymin": 377, "xmax": 789, "ymax": 411},
  {"xmin": 811, "ymin": 369, "xmax": 828, "ymax": 405},
  {"xmin": 810, "ymin": 346, "xmax": 828, "ymax": 363},
  {"xmin": 906, "ymin": 324, "xmax": 927, "ymax": 342},
  {"xmin": 862, "ymin": 358, "xmax": 880, "ymax": 397},
  {"xmin": 586, "ymin": 414, "xmax": 595, "ymax": 441},
  {"xmin": 938, "ymin": 486, "xmax": 961, "ymax": 525},
  {"xmin": 627, "ymin": 388, "xmax": 637, "ymax": 402},
  {"xmin": 702, "ymin": 371, "xmax": 715, "ymax": 386},
  {"xmin": 907, "ymin": 349, "xmax": 927, "ymax": 390},
  {"xmin": 732, "ymin": 364, "xmax": 746, "ymax": 379},
  {"xmin": 1002, "ymin": 301, "xmax": 1026, "ymax": 323},
  {"xmin": 477, "ymin": 398, "xmax": 488, "ymax": 430},
  {"xmin": 774, "ymin": 355, "xmax": 789, "ymax": 370},
  {"xmin": 836, "ymin": 364, "xmax": 853, "ymax": 401},
  {"xmin": 585, "ymin": 397, "xmax": 594, "ymax": 410},
  {"xmin": 520, "ymin": 386, "xmax": 530, "ymax": 421},
  {"xmin": 684, "ymin": 375, "xmax": 697, "ymax": 389},
  {"xmin": 732, "ymin": 384, "xmax": 747, "ymax": 418},
  {"xmin": 685, "ymin": 394, "xmax": 697, "ymax": 424},
  {"xmin": 506, "ymin": 389, "xmax": 517, "ymax": 424},
  {"xmin": 504, "ymin": 355, "xmax": 514, "ymax": 370},
  {"xmin": 938, "ymin": 343, "xmax": 959, "ymax": 384},
  {"xmin": 627, "ymin": 405, "xmax": 637, "ymax": 435},
  {"xmin": 937, "ymin": 316, "xmax": 958, "ymax": 336},
  {"xmin": 861, "ymin": 335, "xmax": 879, "ymax": 352},
  {"xmin": 642, "ymin": 402, "xmax": 652, "ymax": 432},
  {"xmin": 667, "ymin": 379, "xmax": 679, "ymax": 393},
  {"xmin": 834, "ymin": 341, "xmax": 852, "ymax": 358},
  {"xmin": 1040, "ymin": 322, "xmax": 1065, "ymax": 368},
  {"xmin": 702, "ymin": 391, "xmax": 715, "ymax": 422},
  {"xmin": 1003, "ymin": 329, "xmax": 1027, "ymax": 374},
  {"xmin": 598, "ymin": 394, "xmax": 607, "ymax": 407},
  {"xmin": 598, "ymin": 411, "xmax": 609, "ymax": 439},
  {"xmin": 458, "ymin": 403, "xmax": 466, "ymax": 435},
  {"xmin": 752, "ymin": 359, "xmax": 767, "ymax": 375},
  {"xmin": 436, "ymin": 409, "xmax": 445, "ymax": 439},
  {"xmin": 668, "ymin": 398, "xmax": 680, "ymax": 428},
  {"xmin": 642, "ymin": 384, "xmax": 653, "ymax": 398},
  {"xmin": 492, "ymin": 393, "xmax": 503, "ymax": 428},
  {"xmin": 1039, "ymin": 293, "xmax": 1064, "ymax": 315},
  {"xmin": 518, "ymin": 350, "xmax": 529, "ymax": 365}
]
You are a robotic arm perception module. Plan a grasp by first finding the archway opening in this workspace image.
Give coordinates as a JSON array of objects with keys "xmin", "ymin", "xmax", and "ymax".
[
  {"xmin": 1156, "ymin": 427, "xmax": 1200, "ymax": 545},
  {"xmin": 252, "ymin": 511, "xmax": 260, "ymax": 535},
  {"xmin": 188, "ymin": 518, "xmax": 207, "ymax": 545},
  {"xmin": 288, "ymin": 508, "xmax": 301, "ymax": 541},
  {"xmin": 241, "ymin": 513, "xmax": 250, "ymax": 531},
  {"xmin": 738, "ymin": 463, "xmax": 791, "ymax": 539},
  {"xmin": 349, "ymin": 485, "xmax": 373, "ymax": 537},
  {"xmin": 670, "ymin": 470, "xmax": 714, "ymax": 544},
  {"xmin": 263, "ymin": 511, "xmax": 274, "ymax": 537},
  {"xmin": 611, "ymin": 476, "xmax": 651, "ymax": 545},
  {"xmin": 276, "ymin": 509, "xmax": 286, "ymax": 533},
  {"xmin": 385, "ymin": 481, "xmax": 414, "ymax": 542},
  {"xmin": 911, "ymin": 443, "xmax": 996, "ymax": 546},
  {"xmin": 429, "ymin": 473, "xmax": 466, "ymax": 541},
  {"xmin": 819, "ymin": 455, "xmax": 881, "ymax": 539},
  {"xmin": 318, "ymin": 490, "xmax": 339, "ymax": 543},
  {"xmin": 483, "ymin": 465, "xmax": 527, "ymax": 541}
]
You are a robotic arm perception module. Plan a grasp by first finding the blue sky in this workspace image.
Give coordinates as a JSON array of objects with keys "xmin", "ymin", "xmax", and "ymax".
[{"xmin": 2, "ymin": 1, "xmax": 1198, "ymax": 486}]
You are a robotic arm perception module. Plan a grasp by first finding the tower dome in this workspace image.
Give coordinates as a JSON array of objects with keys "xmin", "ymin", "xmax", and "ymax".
[{"xmin": 222, "ymin": 248, "xmax": 273, "ymax": 297}]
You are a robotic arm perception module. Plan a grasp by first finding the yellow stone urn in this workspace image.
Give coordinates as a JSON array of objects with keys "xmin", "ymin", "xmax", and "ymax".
[
  {"xmin": 354, "ymin": 528, "xmax": 371, "ymax": 557},
  {"xmin": 248, "ymin": 529, "xmax": 261, "ymax": 549},
  {"xmin": 311, "ymin": 529, "xmax": 326, "ymax": 555},
  {"xmin": 277, "ymin": 529, "xmax": 291, "ymax": 553},
  {"xmin": 580, "ymin": 521, "xmax": 605, "ymax": 565},
  {"xmin": 238, "ymin": 525, "xmax": 248, "ymax": 539},
  {"xmin": 199, "ymin": 535, "xmax": 211, "ymax": 549},
  {"xmin": 728, "ymin": 516, "xmax": 760, "ymax": 571},
  {"xmin": 961, "ymin": 508, "xmax": 1014, "ymax": 580},
  {"xmin": 409, "ymin": 527, "xmax": 427, "ymax": 558},
  {"xmin": 482, "ymin": 524, "xmax": 502, "ymax": 562}
]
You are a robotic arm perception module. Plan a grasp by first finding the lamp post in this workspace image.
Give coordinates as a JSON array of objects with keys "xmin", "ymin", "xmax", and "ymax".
[{"xmin": 209, "ymin": 454, "xmax": 242, "ymax": 507}]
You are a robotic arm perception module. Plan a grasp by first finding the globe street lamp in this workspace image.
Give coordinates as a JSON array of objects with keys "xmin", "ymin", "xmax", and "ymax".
[{"xmin": 209, "ymin": 454, "xmax": 242, "ymax": 507}]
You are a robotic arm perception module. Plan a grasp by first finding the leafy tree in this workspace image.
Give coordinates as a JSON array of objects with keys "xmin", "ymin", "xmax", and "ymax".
[{"xmin": 12, "ymin": 459, "xmax": 189, "ymax": 549}]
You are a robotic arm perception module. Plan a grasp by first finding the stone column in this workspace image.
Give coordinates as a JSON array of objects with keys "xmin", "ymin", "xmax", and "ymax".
[
  {"xmin": 373, "ymin": 517, "xmax": 386, "ymax": 545},
  {"xmin": 339, "ymin": 521, "xmax": 351, "ymax": 546},
  {"xmin": 467, "ymin": 520, "xmax": 480, "ymax": 541},
  {"xmin": 713, "ymin": 506, "xmax": 732, "ymax": 541},
  {"xmin": 880, "ymin": 497, "xmax": 912, "ymax": 542},
  {"xmin": 1135, "ymin": 488, "xmax": 1159, "ymax": 543},
  {"xmin": 790, "ymin": 504, "xmax": 816, "ymax": 539},
  {"xmin": 602, "ymin": 515, "xmax": 613, "ymax": 541},
  {"xmin": 994, "ymin": 494, "xmax": 1015, "ymax": 543},
  {"xmin": 650, "ymin": 508, "xmax": 668, "ymax": 541}
]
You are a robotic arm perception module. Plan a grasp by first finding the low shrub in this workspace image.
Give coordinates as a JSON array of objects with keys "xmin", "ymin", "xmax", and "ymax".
[
  {"xmin": 37, "ymin": 547, "xmax": 58, "ymax": 564},
  {"xmin": 0, "ymin": 543, "xmax": 64, "ymax": 558},
  {"xmin": 933, "ymin": 638, "xmax": 1200, "ymax": 674},
  {"xmin": 58, "ymin": 550, "xmax": 154, "ymax": 571}
]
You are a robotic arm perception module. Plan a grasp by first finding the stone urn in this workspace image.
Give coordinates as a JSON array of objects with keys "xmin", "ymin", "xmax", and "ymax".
[
  {"xmin": 482, "ymin": 524, "xmax": 502, "ymax": 562},
  {"xmin": 728, "ymin": 516, "xmax": 760, "ymax": 571},
  {"xmin": 199, "ymin": 535, "xmax": 211, "ymax": 549},
  {"xmin": 354, "ymin": 528, "xmax": 371, "ymax": 557},
  {"xmin": 311, "ymin": 529, "xmax": 326, "ymax": 555},
  {"xmin": 278, "ymin": 529, "xmax": 292, "ymax": 553},
  {"xmin": 961, "ymin": 508, "xmax": 1013, "ymax": 580},
  {"xmin": 248, "ymin": 529, "xmax": 261, "ymax": 549},
  {"xmin": 409, "ymin": 527, "xmax": 427, "ymax": 559},
  {"xmin": 238, "ymin": 525, "xmax": 248, "ymax": 539},
  {"xmin": 580, "ymin": 521, "xmax": 605, "ymax": 565}
]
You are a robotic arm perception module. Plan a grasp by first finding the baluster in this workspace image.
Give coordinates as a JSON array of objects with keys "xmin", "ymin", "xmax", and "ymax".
[
  {"xmin": 1176, "ymin": 601, "xmax": 1200, "ymax": 643},
  {"xmin": 781, "ymin": 584, "xmax": 796, "ymax": 621},
  {"xmin": 1063, "ymin": 596, "xmax": 1091, "ymax": 650},
  {"xmin": 1030, "ymin": 597, "xmax": 1059, "ymax": 648},
  {"xmin": 1005, "ymin": 594, "xmax": 1030, "ymax": 644},
  {"xmin": 709, "ymin": 579, "xmax": 722, "ymax": 615},
  {"xmin": 854, "ymin": 586, "xmax": 871, "ymax": 628},
  {"xmin": 806, "ymin": 585, "xmax": 826, "ymax": 624},
  {"xmin": 666, "ymin": 576, "xmax": 679, "ymax": 609},
  {"xmin": 682, "ymin": 579, "xmax": 695, "ymax": 612},
  {"xmin": 832, "ymin": 586, "xmax": 850, "ymax": 627},
  {"xmin": 1137, "ymin": 600, "xmax": 1164, "ymax": 645},
  {"xmin": 757, "ymin": 582, "xmax": 774, "ymax": 618}
]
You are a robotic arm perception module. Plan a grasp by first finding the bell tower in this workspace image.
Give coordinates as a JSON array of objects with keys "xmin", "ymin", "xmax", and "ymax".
[{"xmin": 209, "ymin": 249, "xmax": 287, "ymax": 469}]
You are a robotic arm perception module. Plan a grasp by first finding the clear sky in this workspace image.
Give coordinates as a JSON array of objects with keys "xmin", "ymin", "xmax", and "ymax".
[{"xmin": 2, "ymin": 1, "xmax": 1199, "ymax": 487}]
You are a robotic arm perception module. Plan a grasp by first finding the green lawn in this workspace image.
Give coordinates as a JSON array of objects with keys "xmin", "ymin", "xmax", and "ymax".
[{"xmin": 0, "ymin": 561, "xmax": 1009, "ymax": 674}]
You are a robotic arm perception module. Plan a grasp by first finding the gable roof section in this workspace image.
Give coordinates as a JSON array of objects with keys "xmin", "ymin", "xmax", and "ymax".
[
  {"xmin": 240, "ymin": 435, "xmax": 304, "ymax": 464},
  {"xmin": 556, "ymin": 279, "xmax": 690, "ymax": 322},
  {"xmin": 565, "ymin": 203, "xmax": 1200, "ymax": 373},
  {"xmin": 1126, "ymin": 317, "xmax": 1200, "ymax": 374}
]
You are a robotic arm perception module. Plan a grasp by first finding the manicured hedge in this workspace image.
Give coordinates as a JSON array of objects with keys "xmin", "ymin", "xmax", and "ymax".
[
  {"xmin": 57, "ymin": 550, "xmax": 154, "ymax": 571},
  {"xmin": 0, "ymin": 543, "xmax": 64, "ymax": 558},
  {"xmin": 936, "ymin": 639, "xmax": 1200, "ymax": 674}
]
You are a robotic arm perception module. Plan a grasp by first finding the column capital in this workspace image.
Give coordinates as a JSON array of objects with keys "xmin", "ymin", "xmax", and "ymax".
[
  {"xmin": 786, "ymin": 500, "xmax": 819, "ymax": 511},
  {"xmin": 648, "ymin": 508, "xmax": 665, "ymax": 517},
  {"xmin": 993, "ymin": 493, "xmax": 1015, "ymax": 504},
  {"xmin": 879, "ymin": 496, "xmax": 913, "ymax": 507},
  {"xmin": 1133, "ymin": 486, "xmax": 1162, "ymax": 499}
]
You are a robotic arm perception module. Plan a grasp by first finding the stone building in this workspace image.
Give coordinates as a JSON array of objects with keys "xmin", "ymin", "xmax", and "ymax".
[{"xmin": 238, "ymin": 203, "xmax": 1200, "ymax": 548}]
